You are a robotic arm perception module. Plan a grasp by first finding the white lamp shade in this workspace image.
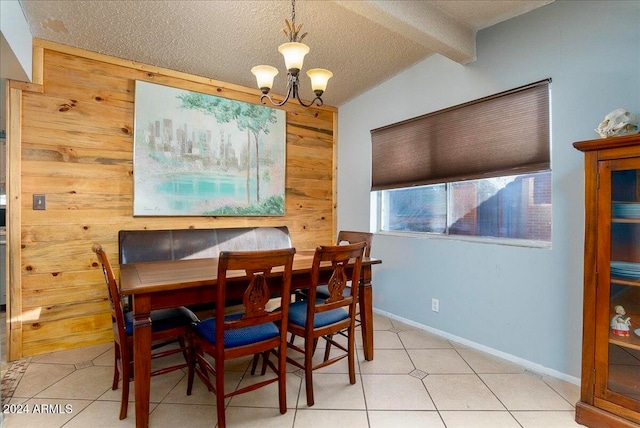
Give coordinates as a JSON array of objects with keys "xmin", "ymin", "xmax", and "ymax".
[
  {"xmin": 278, "ymin": 42, "xmax": 310, "ymax": 72},
  {"xmin": 306, "ymin": 68, "xmax": 333, "ymax": 93},
  {"xmin": 251, "ymin": 65, "xmax": 279, "ymax": 90}
]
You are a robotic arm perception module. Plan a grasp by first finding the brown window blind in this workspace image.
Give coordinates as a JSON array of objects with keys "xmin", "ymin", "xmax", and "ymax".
[{"xmin": 371, "ymin": 79, "xmax": 550, "ymax": 191}]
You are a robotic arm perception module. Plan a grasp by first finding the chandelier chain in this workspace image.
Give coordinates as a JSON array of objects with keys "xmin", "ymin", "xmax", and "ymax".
[{"xmin": 291, "ymin": 0, "xmax": 296, "ymax": 29}]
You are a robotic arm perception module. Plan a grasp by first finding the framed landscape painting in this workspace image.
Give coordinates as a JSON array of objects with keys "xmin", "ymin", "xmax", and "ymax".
[{"xmin": 133, "ymin": 80, "xmax": 286, "ymax": 216}]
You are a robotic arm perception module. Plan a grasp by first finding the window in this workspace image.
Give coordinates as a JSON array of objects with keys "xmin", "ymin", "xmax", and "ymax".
[
  {"xmin": 372, "ymin": 80, "xmax": 551, "ymax": 245},
  {"xmin": 379, "ymin": 172, "xmax": 551, "ymax": 242}
]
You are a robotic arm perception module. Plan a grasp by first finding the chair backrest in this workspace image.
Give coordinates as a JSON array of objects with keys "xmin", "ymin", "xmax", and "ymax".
[
  {"xmin": 306, "ymin": 242, "xmax": 366, "ymax": 325},
  {"xmin": 337, "ymin": 231, "xmax": 373, "ymax": 258},
  {"xmin": 215, "ymin": 248, "xmax": 296, "ymax": 348},
  {"xmin": 92, "ymin": 243, "xmax": 128, "ymax": 351}
]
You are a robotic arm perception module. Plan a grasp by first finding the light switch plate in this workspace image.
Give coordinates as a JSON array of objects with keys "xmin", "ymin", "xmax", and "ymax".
[{"xmin": 33, "ymin": 194, "xmax": 46, "ymax": 210}]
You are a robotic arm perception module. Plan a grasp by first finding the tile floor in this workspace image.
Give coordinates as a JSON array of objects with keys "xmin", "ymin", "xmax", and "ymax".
[{"xmin": 1, "ymin": 312, "xmax": 583, "ymax": 428}]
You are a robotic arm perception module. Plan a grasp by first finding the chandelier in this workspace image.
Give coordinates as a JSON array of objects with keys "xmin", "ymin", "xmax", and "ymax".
[{"xmin": 251, "ymin": 0, "xmax": 333, "ymax": 107}]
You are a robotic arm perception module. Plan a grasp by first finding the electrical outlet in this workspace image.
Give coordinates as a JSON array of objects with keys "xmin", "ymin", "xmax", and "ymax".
[
  {"xmin": 33, "ymin": 194, "xmax": 46, "ymax": 210},
  {"xmin": 431, "ymin": 298, "xmax": 439, "ymax": 312}
]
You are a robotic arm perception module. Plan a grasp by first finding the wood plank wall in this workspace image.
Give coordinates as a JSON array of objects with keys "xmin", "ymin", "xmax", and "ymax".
[{"xmin": 7, "ymin": 39, "xmax": 337, "ymax": 359}]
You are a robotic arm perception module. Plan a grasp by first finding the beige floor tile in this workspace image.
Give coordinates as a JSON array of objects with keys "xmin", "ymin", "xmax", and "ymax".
[
  {"xmin": 149, "ymin": 403, "xmax": 219, "ymax": 428},
  {"xmin": 456, "ymin": 348, "xmax": 526, "ymax": 374},
  {"xmin": 7, "ymin": 396, "xmax": 28, "ymax": 405},
  {"xmin": 408, "ymin": 349, "xmax": 474, "ymax": 374},
  {"xmin": 147, "ymin": 369, "xmax": 187, "ymax": 401},
  {"xmin": 368, "ymin": 410, "xmax": 445, "ymax": 427},
  {"xmin": 285, "ymin": 341, "xmax": 360, "ymax": 375},
  {"xmin": 362, "ymin": 374, "xmax": 436, "ymax": 410},
  {"xmin": 372, "ymin": 313, "xmax": 394, "ymax": 330},
  {"xmin": 541, "ymin": 375, "xmax": 580, "ymax": 406},
  {"xmin": 294, "ymin": 409, "xmax": 368, "ymax": 428},
  {"xmin": 224, "ymin": 354, "xmax": 255, "ymax": 371},
  {"xmin": 358, "ymin": 349, "xmax": 414, "ymax": 374},
  {"xmin": 97, "ymin": 367, "xmax": 185, "ymax": 404},
  {"xmin": 398, "ymin": 329, "xmax": 452, "ymax": 349},
  {"xmin": 35, "ymin": 365, "xmax": 114, "ymax": 400},
  {"xmin": 389, "ymin": 318, "xmax": 420, "ymax": 331},
  {"xmin": 11, "ymin": 362, "xmax": 75, "ymax": 398},
  {"xmin": 149, "ymin": 348, "xmax": 189, "ymax": 372},
  {"xmin": 314, "ymin": 353, "xmax": 359, "ymax": 374},
  {"xmin": 356, "ymin": 330, "xmax": 403, "ymax": 350},
  {"xmin": 258, "ymin": 350, "xmax": 304, "ymax": 373},
  {"xmin": 424, "ymin": 374, "xmax": 505, "ymax": 411},
  {"xmin": 91, "ymin": 347, "xmax": 115, "ymax": 366},
  {"xmin": 225, "ymin": 406, "xmax": 296, "ymax": 428},
  {"xmin": 449, "ymin": 340, "xmax": 470, "ymax": 349},
  {"xmin": 511, "ymin": 410, "xmax": 583, "ymax": 427},
  {"xmin": 316, "ymin": 338, "xmax": 361, "ymax": 374},
  {"xmin": 158, "ymin": 370, "xmax": 223, "ymax": 406},
  {"xmin": 227, "ymin": 370, "xmax": 302, "ymax": 408},
  {"xmin": 440, "ymin": 410, "xmax": 521, "ymax": 427},
  {"xmin": 61, "ymin": 400, "xmax": 157, "ymax": 428},
  {"xmin": 480, "ymin": 373, "xmax": 575, "ymax": 411},
  {"xmin": 31, "ymin": 342, "xmax": 112, "ymax": 365},
  {"xmin": 2, "ymin": 398, "xmax": 92, "ymax": 428},
  {"xmin": 298, "ymin": 372, "xmax": 365, "ymax": 410}
]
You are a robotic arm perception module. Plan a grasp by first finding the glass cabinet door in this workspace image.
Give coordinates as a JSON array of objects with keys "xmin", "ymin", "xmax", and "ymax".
[{"xmin": 597, "ymin": 157, "xmax": 640, "ymax": 410}]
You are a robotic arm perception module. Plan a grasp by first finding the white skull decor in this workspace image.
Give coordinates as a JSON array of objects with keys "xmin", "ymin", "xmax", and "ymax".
[{"xmin": 595, "ymin": 108, "xmax": 638, "ymax": 138}]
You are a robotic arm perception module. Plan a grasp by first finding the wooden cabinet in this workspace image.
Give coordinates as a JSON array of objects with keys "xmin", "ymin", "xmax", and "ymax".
[{"xmin": 575, "ymin": 134, "xmax": 640, "ymax": 428}]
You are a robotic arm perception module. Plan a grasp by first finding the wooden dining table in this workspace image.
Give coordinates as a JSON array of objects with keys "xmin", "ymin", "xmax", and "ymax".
[{"xmin": 119, "ymin": 250, "xmax": 381, "ymax": 428}]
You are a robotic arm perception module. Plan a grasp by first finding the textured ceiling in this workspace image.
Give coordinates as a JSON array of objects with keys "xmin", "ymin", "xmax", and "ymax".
[{"xmin": 18, "ymin": 0, "xmax": 553, "ymax": 107}]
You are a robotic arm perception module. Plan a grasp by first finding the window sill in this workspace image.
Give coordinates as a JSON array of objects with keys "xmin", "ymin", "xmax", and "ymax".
[{"xmin": 376, "ymin": 230, "xmax": 552, "ymax": 249}]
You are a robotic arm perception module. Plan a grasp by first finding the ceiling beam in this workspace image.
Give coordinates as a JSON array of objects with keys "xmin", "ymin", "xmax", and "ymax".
[
  {"xmin": 333, "ymin": 0, "xmax": 476, "ymax": 65},
  {"xmin": 0, "ymin": 0, "xmax": 33, "ymax": 81}
]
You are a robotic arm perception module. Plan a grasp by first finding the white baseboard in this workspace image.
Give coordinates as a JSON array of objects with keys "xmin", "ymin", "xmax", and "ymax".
[{"xmin": 373, "ymin": 308, "xmax": 581, "ymax": 386}]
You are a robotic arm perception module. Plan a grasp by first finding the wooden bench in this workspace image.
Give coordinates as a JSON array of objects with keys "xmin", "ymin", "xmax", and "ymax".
[{"xmin": 118, "ymin": 226, "xmax": 293, "ymax": 264}]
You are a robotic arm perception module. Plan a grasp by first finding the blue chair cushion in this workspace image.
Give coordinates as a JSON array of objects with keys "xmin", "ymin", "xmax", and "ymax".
[
  {"xmin": 316, "ymin": 284, "xmax": 351, "ymax": 299},
  {"xmin": 124, "ymin": 306, "xmax": 198, "ymax": 336},
  {"xmin": 288, "ymin": 300, "xmax": 349, "ymax": 328},
  {"xmin": 195, "ymin": 313, "xmax": 280, "ymax": 348},
  {"xmin": 316, "ymin": 285, "xmax": 330, "ymax": 298}
]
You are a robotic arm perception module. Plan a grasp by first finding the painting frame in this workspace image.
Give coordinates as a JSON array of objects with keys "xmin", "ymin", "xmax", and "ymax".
[{"xmin": 132, "ymin": 80, "xmax": 286, "ymax": 216}]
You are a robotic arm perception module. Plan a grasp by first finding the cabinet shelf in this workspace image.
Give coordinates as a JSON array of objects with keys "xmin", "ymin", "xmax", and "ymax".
[
  {"xmin": 612, "ymin": 277, "xmax": 640, "ymax": 287},
  {"xmin": 613, "ymin": 218, "xmax": 640, "ymax": 224},
  {"xmin": 610, "ymin": 333, "xmax": 640, "ymax": 351}
]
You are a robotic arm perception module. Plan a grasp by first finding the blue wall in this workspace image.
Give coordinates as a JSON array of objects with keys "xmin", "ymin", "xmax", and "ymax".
[{"xmin": 337, "ymin": 0, "xmax": 640, "ymax": 380}]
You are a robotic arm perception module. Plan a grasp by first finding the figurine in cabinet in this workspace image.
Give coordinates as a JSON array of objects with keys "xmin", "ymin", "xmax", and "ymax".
[{"xmin": 611, "ymin": 305, "xmax": 631, "ymax": 336}]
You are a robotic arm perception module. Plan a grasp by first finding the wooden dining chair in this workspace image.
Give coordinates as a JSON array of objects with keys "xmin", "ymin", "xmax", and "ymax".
[
  {"xmin": 286, "ymin": 242, "xmax": 366, "ymax": 407},
  {"xmin": 186, "ymin": 248, "xmax": 296, "ymax": 428},
  {"xmin": 92, "ymin": 243, "xmax": 198, "ymax": 420},
  {"xmin": 320, "ymin": 230, "xmax": 372, "ymax": 289},
  {"xmin": 291, "ymin": 231, "xmax": 373, "ymax": 347}
]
